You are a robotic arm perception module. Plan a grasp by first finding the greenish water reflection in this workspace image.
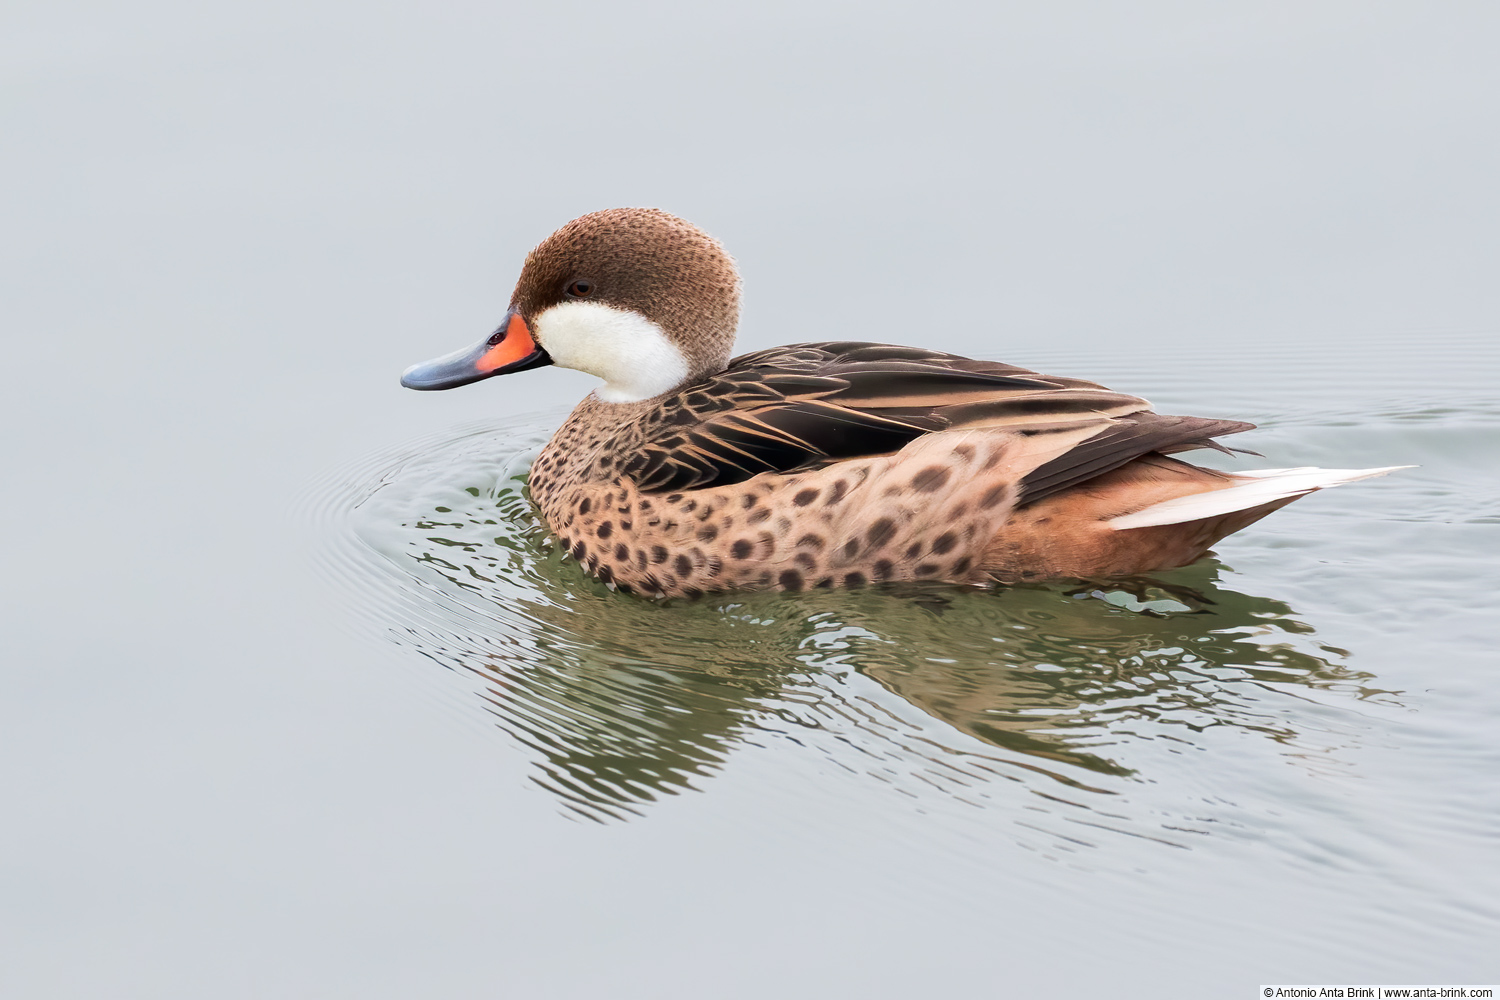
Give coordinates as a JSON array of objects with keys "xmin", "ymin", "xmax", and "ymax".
[{"xmin": 357, "ymin": 451, "xmax": 1390, "ymax": 823}]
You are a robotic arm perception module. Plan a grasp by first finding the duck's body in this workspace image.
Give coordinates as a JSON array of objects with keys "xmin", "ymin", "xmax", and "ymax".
[{"xmin": 402, "ymin": 209, "xmax": 1403, "ymax": 597}]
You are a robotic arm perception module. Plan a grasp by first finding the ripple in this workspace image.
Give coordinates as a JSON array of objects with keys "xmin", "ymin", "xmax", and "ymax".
[
  {"xmin": 294, "ymin": 331, "xmax": 1500, "ymax": 965},
  {"xmin": 301, "ymin": 413, "xmax": 1412, "ymax": 870}
]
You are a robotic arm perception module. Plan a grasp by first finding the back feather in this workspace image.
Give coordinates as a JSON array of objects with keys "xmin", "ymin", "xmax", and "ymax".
[{"xmin": 621, "ymin": 342, "xmax": 1149, "ymax": 492}]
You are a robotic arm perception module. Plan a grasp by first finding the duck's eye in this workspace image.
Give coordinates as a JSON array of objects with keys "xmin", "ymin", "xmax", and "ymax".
[{"xmin": 566, "ymin": 280, "xmax": 594, "ymax": 298}]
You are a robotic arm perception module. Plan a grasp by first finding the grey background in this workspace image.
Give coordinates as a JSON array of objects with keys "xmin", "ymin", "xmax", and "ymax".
[{"xmin": 4, "ymin": 1, "xmax": 1496, "ymax": 996}]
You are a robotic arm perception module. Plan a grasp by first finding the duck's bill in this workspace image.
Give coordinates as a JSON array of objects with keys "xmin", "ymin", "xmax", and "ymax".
[{"xmin": 400, "ymin": 309, "xmax": 553, "ymax": 390}]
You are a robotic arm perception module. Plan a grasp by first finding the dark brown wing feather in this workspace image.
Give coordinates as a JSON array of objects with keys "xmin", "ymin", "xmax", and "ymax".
[
  {"xmin": 617, "ymin": 342, "xmax": 1252, "ymax": 495},
  {"xmin": 1016, "ymin": 414, "xmax": 1255, "ymax": 506}
]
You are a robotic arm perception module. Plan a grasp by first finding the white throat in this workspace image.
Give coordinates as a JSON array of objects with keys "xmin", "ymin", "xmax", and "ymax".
[{"xmin": 531, "ymin": 300, "xmax": 691, "ymax": 403}]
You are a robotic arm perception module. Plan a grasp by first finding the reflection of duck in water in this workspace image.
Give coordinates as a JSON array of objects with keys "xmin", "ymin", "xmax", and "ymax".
[
  {"xmin": 393, "ymin": 482, "xmax": 1378, "ymax": 818},
  {"xmin": 847, "ymin": 564, "xmax": 1375, "ymax": 782},
  {"xmin": 401, "ymin": 208, "xmax": 1405, "ymax": 597}
]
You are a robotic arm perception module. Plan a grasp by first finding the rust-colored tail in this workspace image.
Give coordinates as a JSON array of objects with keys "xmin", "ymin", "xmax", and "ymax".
[{"xmin": 982, "ymin": 456, "xmax": 1407, "ymax": 581}]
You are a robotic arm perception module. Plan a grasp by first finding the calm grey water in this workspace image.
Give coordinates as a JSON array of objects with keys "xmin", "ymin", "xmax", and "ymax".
[
  {"xmin": 305, "ymin": 333, "xmax": 1500, "ymax": 970},
  {"xmin": 5, "ymin": 2, "xmax": 1499, "ymax": 996}
]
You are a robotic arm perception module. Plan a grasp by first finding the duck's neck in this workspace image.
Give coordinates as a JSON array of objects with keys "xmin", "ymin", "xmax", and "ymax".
[{"xmin": 527, "ymin": 393, "xmax": 661, "ymax": 521}]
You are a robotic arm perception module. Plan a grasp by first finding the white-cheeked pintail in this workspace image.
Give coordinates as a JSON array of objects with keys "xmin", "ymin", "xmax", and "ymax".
[{"xmin": 401, "ymin": 208, "xmax": 1406, "ymax": 598}]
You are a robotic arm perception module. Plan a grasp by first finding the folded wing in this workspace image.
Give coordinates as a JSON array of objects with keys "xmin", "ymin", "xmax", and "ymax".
[{"xmin": 619, "ymin": 342, "xmax": 1255, "ymax": 498}]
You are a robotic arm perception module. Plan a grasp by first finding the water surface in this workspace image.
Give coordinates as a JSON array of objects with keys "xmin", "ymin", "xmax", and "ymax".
[{"xmin": 305, "ymin": 332, "xmax": 1500, "ymax": 973}]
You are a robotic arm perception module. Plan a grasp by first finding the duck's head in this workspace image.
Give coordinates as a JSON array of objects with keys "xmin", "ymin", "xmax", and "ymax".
[{"xmin": 401, "ymin": 208, "xmax": 742, "ymax": 402}]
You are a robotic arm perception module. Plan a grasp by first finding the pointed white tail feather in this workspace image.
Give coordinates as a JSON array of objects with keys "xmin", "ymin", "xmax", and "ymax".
[{"xmin": 1106, "ymin": 465, "xmax": 1414, "ymax": 531}]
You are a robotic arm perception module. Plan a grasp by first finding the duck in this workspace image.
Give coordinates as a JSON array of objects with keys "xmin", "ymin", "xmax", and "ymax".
[{"xmin": 401, "ymin": 208, "xmax": 1404, "ymax": 598}]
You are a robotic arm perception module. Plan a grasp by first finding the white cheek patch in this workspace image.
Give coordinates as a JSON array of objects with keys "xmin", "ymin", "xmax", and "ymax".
[{"xmin": 531, "ymin": 301, "xmax": 692, "ymax": 403}]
